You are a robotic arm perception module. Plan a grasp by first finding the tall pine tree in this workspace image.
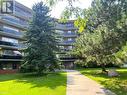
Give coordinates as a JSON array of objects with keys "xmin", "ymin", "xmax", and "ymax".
[{"xmin": 21, "ymin": 2, "xmax": 59, "ymax": 74}]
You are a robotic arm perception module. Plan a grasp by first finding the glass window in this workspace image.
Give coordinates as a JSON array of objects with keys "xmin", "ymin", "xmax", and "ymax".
[
  {"xmin": 68, "ymin": 31, "xmax": 71, "ymax": 33},
  {"xmin": 68, "ymin": 38, "xmax": 72, "ymax": 41},
  {"xmin": 12, "ymin": 64, "xmax": 17, "ymax": 69},
  {"xmin": 68, "ymin": 46, "xmax": 73, "ymax": 49},
  {"xmin": 3, "ymin": 64, "xmax": 12, "ymax": 70},
  {"xmin": 3, "ymin": 50, "xmax": 14, "ymax": 55},
  {"xmin": 56, "ymin": 30, "xmax": 63, "ymax": 34},
  {"xmin": 66, "ymin": 23, "xmax": 74, "ymax": 27}
]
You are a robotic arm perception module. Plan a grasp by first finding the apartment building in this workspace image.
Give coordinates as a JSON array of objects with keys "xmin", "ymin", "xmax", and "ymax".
[
  {"xmin": 0, "ymin": 1, "xmax": 78, "ymax": 74},
  {"xmin": 0, "ymin": 1, "xmax": 32, "ymax": 73},
  {"xmin": 55, "ymin": 20, "xmax": 78, "ymax": 69}
]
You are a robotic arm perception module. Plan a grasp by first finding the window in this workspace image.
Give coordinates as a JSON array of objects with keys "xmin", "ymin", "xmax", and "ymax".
[
  {"xmin": 0, "ymin": 64, "xmax": 3, "ymax": 70},
  {"xmin": 56, "ymin": 30, "xmax": 63, "ymax": 34},
  {"xmin": 3, "ymin": 64, "xmax": 12, "ymax": 70},
  {"xmin": 59, "ymin": 46, "xmax": 64, "ymax": 49},
  {"xmin": 66, "ymin": 23, "xmax": 73, "ymax": 27},
  {"xmin": 3, "ymin": 50, "xmax": 14, "ymax": 55},
  {"xmin": 12, "ymin": 64, "xmax": 17, "ymax": 69},
  {"xmin": 68, "ymin": 46, "xmax": 73, "ymax": 50},
  {"xmin": 68, "ymin": 38, "xmax": 72, "ymax": 41},
  {"xmin": 68, "ymin": 31, "xmax": 71, "ymax": 33},
  {"xmin": 3, "ymin": 50, "xmax": 21, "ymax": 56}
]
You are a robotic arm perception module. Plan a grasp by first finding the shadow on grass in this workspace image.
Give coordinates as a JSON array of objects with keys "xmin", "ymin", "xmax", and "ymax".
[
  {"xmin": 79, "ymin": 68, "xmax": 127, "ymax": 95},
  {"xmin": 80, "ymin": 69, "xmax": 109, "ymax": 78},
  {"xmin": 80, "ymin": 68, "xmax": 127, "ymax": 79},
  {"xmin": 0, "ymin": 72, "xmax": 66, "ymax": 89},
  {"xmin": 100, "ymin": 79, "xmax": 127, "ymax": 95}
]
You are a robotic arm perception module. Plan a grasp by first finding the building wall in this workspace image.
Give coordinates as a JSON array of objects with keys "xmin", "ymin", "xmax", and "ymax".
[
  {"xmin": 0, "ymin": 69, "xmax": 18, "ymax": 74},
  {"xmin": 55, "ymin": 20, "xmax": 78, "ymax": 69},
  {"xmin": 0, "ymin": 1, "xmax": 32, "ymax": 72},
  {"xmin": 0, "ymin": 1, "xmax": 78, "ymax": 72}
]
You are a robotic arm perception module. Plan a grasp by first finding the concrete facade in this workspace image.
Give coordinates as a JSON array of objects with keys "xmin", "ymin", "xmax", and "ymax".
[{"xmin": 0, "ymin": 0, "xmax": 32, "ymax": 72}]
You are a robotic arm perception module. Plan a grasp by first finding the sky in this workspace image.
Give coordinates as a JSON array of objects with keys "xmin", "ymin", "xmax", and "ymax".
[{"xmin": 16, "ymin": 0, "xmax": 92, "ymax": 18}]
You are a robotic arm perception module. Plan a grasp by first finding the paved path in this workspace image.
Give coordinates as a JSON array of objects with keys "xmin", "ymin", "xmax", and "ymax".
[{"xmin": 66, "ymin": 70, "xmax": 115, "ymax": 95}]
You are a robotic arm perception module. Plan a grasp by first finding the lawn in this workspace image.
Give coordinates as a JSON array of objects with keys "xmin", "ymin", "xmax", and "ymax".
[
  {"xmin": 78, "ymin": 68, "xmax": 127, "ymax": 95},
  {"xmin": 0, "ymin": 72, "xmax": 66, "ymax": 95}
]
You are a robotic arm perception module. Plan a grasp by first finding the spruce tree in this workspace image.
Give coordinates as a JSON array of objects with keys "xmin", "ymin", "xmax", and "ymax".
[{"xmin": 21, "ymin": 2, "xmax": 59, "ymax": 74}]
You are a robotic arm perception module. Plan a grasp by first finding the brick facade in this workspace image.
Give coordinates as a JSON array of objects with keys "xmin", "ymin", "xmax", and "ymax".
[{"xmin": 0, "ymin": 69, "xmax": 18, "ymax": 74}]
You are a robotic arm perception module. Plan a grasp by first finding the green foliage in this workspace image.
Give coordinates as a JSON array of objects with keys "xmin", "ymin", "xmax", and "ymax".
[
  {"xmin": 22, "ymin": 2, "xmax": 59, "ymax": 74},
  {"xmin": 46, "ymin": 0, "xmax": 77, "ymax": 6},
  {"xmin": 72, "ymin": 0, "xmax": 127, "ymax": 70},
  {"xmin": 73, "ymin": 24, "xmax": 123, "ymax": 66},
  {"xmin": 74, "ymin": 17, "xmax": 87, "ymax": 33},
  {"xmin": 115, "ymin": 43, "xmax": 127, "ymax": 64}
]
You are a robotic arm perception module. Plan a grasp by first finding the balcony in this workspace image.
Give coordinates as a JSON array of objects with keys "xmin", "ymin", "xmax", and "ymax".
[
  {"xmin": 3, "ymin": 28, "xmax": 24, "ymax": 37},
  {"xmin": 55, "ymin": 23, "xmax": 77, "ymax": 30},
  {"xmin": 0, "ymin": 55, "xmax": 23, "ymax": 62},
  {"xmin": 59, "ymin": 40, "xmax": 75, "ymax": 46},
  {"xmin": 58, "ymin": 54, "xmax": 76, "ymax": 62},
  {"xmin": 54, "ymin": 24, "xmax": 66, "ymax": 30},
  {"xmin": 0, "ymin": 16, "xmax": 28, "ymax": 30},
  {"xmin": 14, "ymin": 11, "xmax": 32, "ymax": 20},
  {"xmin": 60, "ymin": 49, "xmax": 71, "ymax": 52},
  {"xmin": 0, "ymin": 41, "xmax": 26, "ymax": 50},
  {"xmin": 14, "ymin": 5, "xmax": 32, "ymax": 20},
  {"xmin": 65, "ymin": 25, "xmax": 77, "ymax": 30},
  {"xmin": 61, "ymin": 32, "xmax": 78, "ymax": 37},
  {"xmin": 0, "ymin": 55, "xmax": 22, "ymax": 59},
  {"xmin": 0, "ymin": 26, "xmax": 25, "ymax": 39},
  {"xmin": 13, "ymin": 43, "xmax": 27, "ymax": 50},
  {"xmin": 0, "ymin": 40, "xmax": 15, "ymax": 46}
]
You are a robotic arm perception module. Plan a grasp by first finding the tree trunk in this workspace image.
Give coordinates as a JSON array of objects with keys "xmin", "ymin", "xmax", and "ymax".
[{"xmin": 101, "ymin": 64, "xmax": 108, "ymax": 74}]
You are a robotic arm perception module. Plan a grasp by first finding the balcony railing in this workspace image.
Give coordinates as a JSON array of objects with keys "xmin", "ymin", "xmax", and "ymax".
[
  {"xmin": 15, "ymin": 11, "xmax": 32, "ymax": 19},
  {"xmin": 56, "ymin": 23, "xmax": 77, "ymax": 29},
  {"xmin": 13, "ymin": 43, "xmax": 27, "ymax": 49},
  {"xmin": 0, "ymin": 41, "xmax": 26, "ymax": 49},
  {"xmin": 58, "ymin": 54, "xmax": 76, "ymax": 61},
  {"xmin": 59, "ymin": 40, "xmax": 75, "ymax": 45},
  {"xmin": 2, "ymin": 16, "xmax": 28, "ymax": 26},
  {"xmin": 15, "ymin": 6, "xmax": 32, "ymax": 19},
  {"xmin": 54, "ymin": 24, "xmax": 66, "ymax": 30},
  {"xmin": 60, "ymin": 49, "xmax": 71, "ymax": 52},
  {"xmin": 62, "ymin": 32, "xmax": 77, "ymax": 37},
  {"xmin": 3, "ymin": 28, "xmax": 24, "ymax": 37},
  {"xmin": 65, "ymin": 25, "xmax": 76, "ymax": 29},
  {"xmin": 0, "ymin": 40, "xmax": 15, "ymax": 46},
  {"xmin": 0, "ymin": 55, "xmax": 22, "ymax": 59}
]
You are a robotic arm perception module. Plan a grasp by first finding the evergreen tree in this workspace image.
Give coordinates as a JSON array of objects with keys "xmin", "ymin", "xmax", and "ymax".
[{"xmin": 21, "ymin": 2, "xmax": 59, "ymax": 74}]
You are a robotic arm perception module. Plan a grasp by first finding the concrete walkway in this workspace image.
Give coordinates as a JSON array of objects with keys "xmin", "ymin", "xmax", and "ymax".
[{"xmin": 66, "ymin": 70, "xmax": 115, "ymax": 95}]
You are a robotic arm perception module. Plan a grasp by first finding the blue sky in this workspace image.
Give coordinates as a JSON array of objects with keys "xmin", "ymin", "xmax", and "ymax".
[{"xmin": 17, "ymin": 0, "xmax": 92, "ymax": 18}]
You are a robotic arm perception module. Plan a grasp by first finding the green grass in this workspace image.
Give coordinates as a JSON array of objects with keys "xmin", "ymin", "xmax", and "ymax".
[
  {"xmin": 78, "ymin": 68, "xmax": 127, "ymax": 95},
  {"xmin": 0, "ymin": 72, "xmax": 66, "ymax": 95}
]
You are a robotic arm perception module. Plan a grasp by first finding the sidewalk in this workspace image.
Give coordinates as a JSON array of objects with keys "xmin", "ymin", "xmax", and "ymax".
[{"xmin": 66, "ymin": 70, "xmax": 116, "ymax": 95}]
